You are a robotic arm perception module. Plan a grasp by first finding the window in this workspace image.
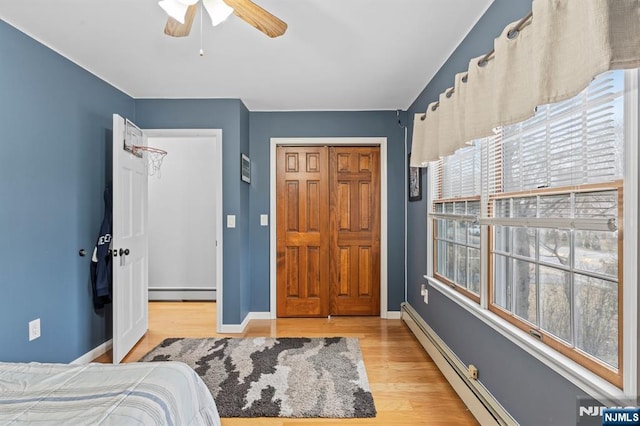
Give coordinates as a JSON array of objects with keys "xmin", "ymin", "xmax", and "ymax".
[
  {"xmin": 428, "ymin": 70, "xmax": 631, "ymax": 388},
  {"xmin": 490, "ymin": 187, "xmax": 621, "ymax": 385},
  {"xmin": 431, "ymin": 143, "xmax": 482, "ymax": 301}
]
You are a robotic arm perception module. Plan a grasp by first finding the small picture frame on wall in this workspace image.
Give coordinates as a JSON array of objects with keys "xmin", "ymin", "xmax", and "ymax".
[
  {"xmin": 408, "ymin": 154, "xmax": 422, "ymax": 202},
  {"xmin": 241, "ymin": 153, "xmax": 251, "ymax": 183}
]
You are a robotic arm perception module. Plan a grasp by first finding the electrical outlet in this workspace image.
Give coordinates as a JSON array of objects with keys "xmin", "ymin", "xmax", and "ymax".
[
  {"xmin": 29, "ymin": 318, "xmax": 41, "ymax": 341},
  {"xmin": 468, "ymin": 364, "xmax": 478, "ymax": 380},
  {"xmin": 423, "ymin": 290, "xmax": 429, "ymax": 304}
]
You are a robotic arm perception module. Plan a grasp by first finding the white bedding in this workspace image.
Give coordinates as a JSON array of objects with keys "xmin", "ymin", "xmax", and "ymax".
[{"xmin": 0, "ymin": 361, "xmax": 220, "ymax": 425}]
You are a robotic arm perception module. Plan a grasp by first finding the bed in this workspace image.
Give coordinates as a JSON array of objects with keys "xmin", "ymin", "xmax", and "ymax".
[{"xmin": 0, "ymin": 361, "xmax": 221, "ymax": 425}]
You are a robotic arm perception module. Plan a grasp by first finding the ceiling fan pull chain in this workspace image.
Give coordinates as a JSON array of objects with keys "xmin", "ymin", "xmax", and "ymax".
[{"xmin": 199, "ymin": 1, "xmax": 204, "ymax": 56}]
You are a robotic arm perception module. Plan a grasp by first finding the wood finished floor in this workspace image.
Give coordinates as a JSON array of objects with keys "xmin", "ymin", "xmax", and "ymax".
[{"xmin": 94, "ymin": 302, "xmax": 477, "ymax": 426}]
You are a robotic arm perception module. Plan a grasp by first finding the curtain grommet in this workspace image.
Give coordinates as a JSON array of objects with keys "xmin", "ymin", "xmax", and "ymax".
[
  {"xmin": 478, "ymin": 58, "xmax": 488, "ymax": 67},
  {"xmin": 507, "ymin": 29, "xmax": 519, "ymax": 40},
  {"xmin": 431, "ymin": 102, "xmax": 439, "ymax": 111}
]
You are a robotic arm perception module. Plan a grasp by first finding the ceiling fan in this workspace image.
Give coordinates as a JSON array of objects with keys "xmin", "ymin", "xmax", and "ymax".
[{"xmin": 158, "ymin": 0, "xmax": 287, "ymax": 38}]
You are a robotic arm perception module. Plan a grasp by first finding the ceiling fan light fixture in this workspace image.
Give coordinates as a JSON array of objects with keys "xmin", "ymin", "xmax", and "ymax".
[
  {"xmin": 162, "ymin": 0, "xmax": 287, "ymax": 38},
  {"xmin": 202, "ymin": 0, "xmax": 234, "ymax": 26},
  {"xmin": 158, "ymin": 0, "xmax": 191, "ymax": 24}
]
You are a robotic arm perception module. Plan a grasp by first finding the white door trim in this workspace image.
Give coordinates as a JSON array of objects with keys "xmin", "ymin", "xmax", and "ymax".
[
  {"xmin": 269, "ymin": 137, "xmax": 389, "ymax": 319},
  {"xmin": 143, "ymin": 129, "xmax": 224, "ymax": 333}
]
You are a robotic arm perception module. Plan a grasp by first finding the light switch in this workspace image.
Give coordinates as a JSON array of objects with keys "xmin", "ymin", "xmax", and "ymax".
[
  {"xmin": 260, "ymin": 214, "xmax": 269, "ymax": 226},
  {"xmin": 227, "ymin": 215, "xmax": 236, "ymax": 228}
]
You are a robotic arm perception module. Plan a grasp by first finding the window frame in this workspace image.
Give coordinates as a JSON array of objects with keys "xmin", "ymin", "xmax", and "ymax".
[
  {"xmin": 424, "ymin": 68, "xmax": 638, "ymax": 401},
  {"xmin": 487, "ymin": 181, "xmax": 623, "ymax": 388},
  {"xmin": 432, "ymin": 196, "xmax": 482, "ymax": 303}
]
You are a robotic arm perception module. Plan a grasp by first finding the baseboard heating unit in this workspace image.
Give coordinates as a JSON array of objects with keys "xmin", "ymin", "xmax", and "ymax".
[
  {"xmin": 148, "ymin": 287, "xmax": 216, "ymax": 301},
  {"xmin": 401, "ymin": 302, "xmax": 518, "ymax": 426}
]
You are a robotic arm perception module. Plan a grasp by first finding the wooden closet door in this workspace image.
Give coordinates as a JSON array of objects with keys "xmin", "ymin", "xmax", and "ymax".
[
  {"xmin": 276, "ymin": 146, "xmax": 330, "ymax": 317},
  {"xmin": 329, "ymin": 147, "xmax": 381, "ymax": 316}
]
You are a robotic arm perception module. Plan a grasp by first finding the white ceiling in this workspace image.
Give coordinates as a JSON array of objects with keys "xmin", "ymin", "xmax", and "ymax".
[{"xmin": 0, "ymin": 0, "xmax": 493, "ymax": 111}]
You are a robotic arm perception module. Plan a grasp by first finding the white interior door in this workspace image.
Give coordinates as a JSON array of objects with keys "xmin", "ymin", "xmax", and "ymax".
[{"xmin": 112, "ymin": 114, "xmax": 149, "ymax": 364}]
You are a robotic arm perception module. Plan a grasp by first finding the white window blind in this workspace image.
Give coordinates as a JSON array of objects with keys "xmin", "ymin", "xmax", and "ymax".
[
  {"xmin": 429, "ymin": 160, "xmax": 442, "ymax": 202},
  {"xmin": 431, "ymin": 142, "xmax": 482, "ymax": 202},
  {"xmin": 496, "ymin": 71, "xmax": 624, "ymax": 193},
  {"xmin": 481, "ymin": 132, "xmax": 502, "ymax": 218}
]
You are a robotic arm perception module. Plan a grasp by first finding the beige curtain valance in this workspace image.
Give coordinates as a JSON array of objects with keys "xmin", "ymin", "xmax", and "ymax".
[{"xmin": 411, "ymin": 0, "xmax": 640, "ymax": 167}]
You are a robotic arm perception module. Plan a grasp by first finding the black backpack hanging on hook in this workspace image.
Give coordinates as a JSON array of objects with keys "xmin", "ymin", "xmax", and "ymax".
[{"xmin": 90, "ymin": 182, "xmax": 113, "ymax": 311}]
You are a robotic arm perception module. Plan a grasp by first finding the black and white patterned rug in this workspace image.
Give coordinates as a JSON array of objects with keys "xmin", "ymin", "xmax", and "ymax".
[{"xmin": 139, "ymin": 337, "xmax": 376, "ymax": 418}]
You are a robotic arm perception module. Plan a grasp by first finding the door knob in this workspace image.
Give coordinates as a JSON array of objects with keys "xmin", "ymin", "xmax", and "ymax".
[{"xmin": 119, "ymin": 248, "xmax": 130, "ymax": 256}]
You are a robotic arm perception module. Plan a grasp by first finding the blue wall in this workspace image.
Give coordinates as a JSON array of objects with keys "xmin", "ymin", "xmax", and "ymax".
[
  {"xmin": 0, "ymin": 20, "xmax": 134, "ymax": 362},
  {"xmin": 249, "ymin": 111, "xmax": 407, "ymax": 312},
  {"xmin": 406, "ymin": 1, "xmax": 595, "ymax": 424},
  {"xmin": 134, "ymin": 99, "xmax": 250, "ymax": 325}
]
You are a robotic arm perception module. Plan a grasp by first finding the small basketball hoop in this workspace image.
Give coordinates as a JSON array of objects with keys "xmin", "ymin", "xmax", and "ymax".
[{"xmin": 132, "ymin": 145, "xmax": 167, "ymax": 176}]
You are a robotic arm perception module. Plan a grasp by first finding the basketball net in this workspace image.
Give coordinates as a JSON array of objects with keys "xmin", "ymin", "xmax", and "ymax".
[{"xmin": 132, "ymin": 146, "xmax": 167, "ymax": 177}]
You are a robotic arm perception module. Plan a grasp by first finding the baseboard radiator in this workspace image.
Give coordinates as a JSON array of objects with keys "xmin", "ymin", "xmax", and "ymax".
[
  {"xmin": 148, "ymin": 287, "xmax": 216, "ymax": 301},
  {"xmin": 401, "ymin": 302, "xmax": 518, "ymax": 426}
]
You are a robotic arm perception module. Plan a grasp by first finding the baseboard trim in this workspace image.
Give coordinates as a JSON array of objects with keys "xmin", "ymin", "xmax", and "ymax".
[
  {"xmin": 148, "ymin": 288, "xmax": 216, "ymax": 301},
  {"xmin": 247, "ymin": 312, "xmax": 272, "ymax": 320},
  {"xmin": 401, "ymin": 302, "xmax": 518, "ymax": 426},
  {"xmin": 220, "ymin": 310, "xmax": 396, "ymax": 333},
  {"xmin": 219, "ymin": 312, "xmax": 271, "ymax": 333},
  {"xmin": 71, "ymin": 339, "xmax": 113, "ymax": 364}
]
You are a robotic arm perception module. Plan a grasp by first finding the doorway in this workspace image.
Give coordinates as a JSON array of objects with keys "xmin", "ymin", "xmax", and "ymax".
[
  {"xmin": 143, "ymin": 129, "xmax": 224, "ymax": 329},
  {"xmin": 147, "ymin": 134, "xmax": 218, "ymax": 301},
  {"xmin": 269, "ymin": 138, "xmax": 388, "ymax": 318}
]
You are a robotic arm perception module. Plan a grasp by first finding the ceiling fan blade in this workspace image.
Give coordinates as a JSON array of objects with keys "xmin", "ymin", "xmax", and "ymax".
[
  {"xmin": 164, "ymin": 4, "xmax": 198, "ymax": 37},
  {"xmin": 223, "ymin": 0, "xmax": 287, "ymax": 38}
]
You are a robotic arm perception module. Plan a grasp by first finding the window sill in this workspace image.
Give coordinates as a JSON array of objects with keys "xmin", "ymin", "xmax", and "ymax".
[{"xmin": 424, "ymin": 274, "xmax": 629, "ymax": 404}]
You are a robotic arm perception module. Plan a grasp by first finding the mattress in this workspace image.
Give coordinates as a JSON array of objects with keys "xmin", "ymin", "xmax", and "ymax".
[{"xmin": 0, "ymin": 361, "xmax": 220, "ymax": 425}]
